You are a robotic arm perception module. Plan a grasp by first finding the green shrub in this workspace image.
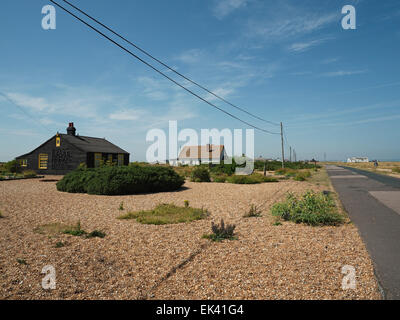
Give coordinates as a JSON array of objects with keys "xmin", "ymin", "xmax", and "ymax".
[
  {"xmin": 190, "ymin": 167, "xmax": 211, "ymax": 182},
  {"xmin": 392, "ymin": 167, "xmax": 400, "ymax": 174},
  {"xmin": 255, "ymin": 160, "xmax": 320, "ymax": 171},
  {"xmin": 211, "ymin": 174, "xmax": 227, "ymax": 183},
  {"xmin": 119, "ymin": 202, "xmax": 124, "ymax": 211},
  {"xmin": 243, "ymin": 204, "xmax": 262, "ymax": 217},
  {"xmin": 209, "ymin": 160, "xmax": 236, "ymax": 176},
  {"xmin": 203, "ymin": 219, "xmax": 237, "ymax": 242},
  {"xmin": 184, "ymin": 200, "xmax": 189, "ymax": 208},
  {"xmin": 63, "ymin": 221, "xmax": 86, "ymax": 236},
  {"xmin": 57, "ymin": 165, "xmax": 185, "ymax": 195},
  {"xmin": 16, "ymin": 258, "xmax": 28, "ymax": 265},
  {"xmin": 118, "ymin": 203, "xmax": 208, "ymax": 225},
  {"xmin": 271, "ymin": 191, "xmax": 344, "ymax": 226},
  {"xmin": 294, "ymin": 171, "xmax": 311, "ymax": 181},
  {"xmin": 86, "ymin": 230, "xmax": 106, "ymax": 238},
  {"xmin": 0, "ymin": 211, "xmax": 3, "ymax": 218},
  {"xmin": 4, "ymin": 160, "xmax": 21, "ymax": 174},
  {"xmin": 22, "ymin": 170, "xmax": 37, "ymax": 178},
  {"xmin": 226, "ymin": 174, "xmax": 278, "ymax": 184},
  {"xmin": 55, "ymin": 241, "xmax": 65, "ymax": 248}
]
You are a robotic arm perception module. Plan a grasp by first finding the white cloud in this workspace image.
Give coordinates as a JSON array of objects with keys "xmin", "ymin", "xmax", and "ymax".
[
  {"xmin": 175, "ymin": 49, "xmax": 205, "ymax": 64},
  {"xmin": 213, "ymin": 0, "xmax": 248, "ymax": 19},
  {"xmin": 109, "ymin": 109, "xmax": 144, "ymax": 121},
  {"xmin": 247, "ymin": 12, "xmax": 338, "ymax": 39},
  {"xmin": 321, "ymin": 70, "xmax": 368, "ymax": 77},
  {"xmin": 289, "ymin": 38, "xmax": 331, "ymax": 52}
]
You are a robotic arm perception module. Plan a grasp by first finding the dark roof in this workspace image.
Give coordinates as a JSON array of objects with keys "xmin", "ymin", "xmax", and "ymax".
[
  {"xmin": 60, "ymin": 134, "xmax": 129, "ymax": 154},
  {"xmin": 16, "ymin": 134, "xmax": 129, "ymax": 158}
]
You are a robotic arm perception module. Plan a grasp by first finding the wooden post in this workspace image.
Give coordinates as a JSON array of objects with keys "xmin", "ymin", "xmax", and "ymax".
[{"xmin": 280, "ymin": 122, "xmax": 285, "ymax": 168}]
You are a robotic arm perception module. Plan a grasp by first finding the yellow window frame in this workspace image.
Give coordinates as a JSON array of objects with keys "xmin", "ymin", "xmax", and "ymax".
[
  {"xmin": 20, "ymin": 159, "xmax": 27, "ymax": 167},
  {"xmin": 38, "ymin": 154, "xmax": 48, "ymax": 169},
  {"xmin": 118, "ymin": 154, "xmax": 124, "ymax": 166},
  {"xmin": 56, "ymin": 136, "xmax": 61, "ymax": 147},
  {"xmin": 94, "ymin": 153, "xmax": 102, "ymax": 168}
]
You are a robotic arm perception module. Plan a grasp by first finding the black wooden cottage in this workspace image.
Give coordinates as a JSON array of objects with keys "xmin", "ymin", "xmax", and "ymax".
[{"xmin": 16, "ymin": 123, "xmax": 130, "ymax": 175}]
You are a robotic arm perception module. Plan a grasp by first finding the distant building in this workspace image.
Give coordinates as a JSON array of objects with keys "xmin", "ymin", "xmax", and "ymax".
[
  {"xmin": 347, "ymin": 157, "xmax": 369, "ymax": 163},
  {"xmin": 170, "ymin": 144, "xmax": 227, "ymax": 166},
  {"xmin": 16, "ymin": 122, "xmax": 130, "ymax": 175}
]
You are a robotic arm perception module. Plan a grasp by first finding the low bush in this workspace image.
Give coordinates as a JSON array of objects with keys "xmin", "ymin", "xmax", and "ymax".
[
  {"xmin": 86, "ymin": 230, "xmax": 106, "ymax": 238},
  {"xmin": 22, "ymin": 170, "xmax": 37, "ymax": 178},
  {"xmin": 0, "ymin": 211, "xmax": 3, "ymax": 218},
  {"xmin": 190, "ymin": 167, "xmax": 211, "ymax": 182},
  {"xmin": 203, "ymin": 219, "xmax": 237, "ymax": 242},
  {"xmin": 271, "ymin": 191, "xmax": 344, "ymax": 226},
  {"xmin": 211, "ymin": 174, "xmax": 227, "ymax": 183},
  {"xmin": 118, "ymin": 203, "xmax": 208, "ymax": 225},
  {"xmin": 255, "ymin": 160, "xmax": 320, "ymax": 171},
  {"xmin": 63, "ymin": 221, "xmax": 86, "ymax": 237},
  {"xmin": 226, "ymin": 174, "xmax": 278, "ymax": 184},
  {"xmin": 4, "ymin": 160, "xmax": 22, "ymax": 174},
  {"xmin": 209, "ymin": 160, "xmax": 236, "ymax": 176},
  {"xmin": 392, "ymin": 167, "xmax": 400, "ymax": 174},
  {"xmin": 294, "ymin": 171, "xmax": 311, "ymax": 181},
  {"xmin": 57, "ymin": 165, "xmax": 185, "ymax": 195}
]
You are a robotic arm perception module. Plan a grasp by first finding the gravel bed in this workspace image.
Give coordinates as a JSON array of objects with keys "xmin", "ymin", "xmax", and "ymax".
[{"xmin": 0, "ymin": 177, "xmax": 380, "ymax": 299}]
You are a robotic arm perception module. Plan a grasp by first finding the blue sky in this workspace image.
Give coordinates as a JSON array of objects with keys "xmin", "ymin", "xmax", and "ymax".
[{"xmin": 1, "ymin": 0, "xmax": 399, "ymax": 162}]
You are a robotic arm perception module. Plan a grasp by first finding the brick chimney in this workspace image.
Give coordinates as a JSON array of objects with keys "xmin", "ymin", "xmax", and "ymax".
[{"xmin": 67, "ymin": 122, "xmax": 76, "ymax": 136}]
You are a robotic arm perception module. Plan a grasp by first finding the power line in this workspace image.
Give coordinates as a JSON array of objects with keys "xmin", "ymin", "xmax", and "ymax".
[
  {"xmin": 49, "ymin": 0, "xmax": 280, "ymax": 135},
  {"xmin": 0, "ymin": 91, "xmax": 53, "ymax": 134},
  {"xmin": 60, "ymin": 0, "xmax": 280, "ymax": 127}
]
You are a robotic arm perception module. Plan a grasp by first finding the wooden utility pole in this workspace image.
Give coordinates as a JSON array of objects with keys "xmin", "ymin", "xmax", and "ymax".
[
  {"xmin": 280, "ymin": 122, "xmax": 285, "ymax": 168},
  {"xmin": 290, "ymin": 146, "xmax": 292, "ymax": 162}
]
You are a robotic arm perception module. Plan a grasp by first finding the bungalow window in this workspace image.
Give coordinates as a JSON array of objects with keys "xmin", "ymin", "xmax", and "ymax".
[
  {"xmin": 118, "ymin": 154, "xmax": 124, "ymax": 166},
  {"xmin": 38, "ymin": 154, "xmax": 48, "ymax": 169},
  {"xmin": 107, "ymin": 154, "xmax": 113, "ymax": 165},
  {"xmin": 20, "ymin": 159, "xmax": 27, "ymax": 167},
  {"xmin": 94, "ymin": 153, "xmax": 102, "ymax": 168},
  {"xmin": 56, "ymin": 136, "xmax": 61, "ymax": 147}
]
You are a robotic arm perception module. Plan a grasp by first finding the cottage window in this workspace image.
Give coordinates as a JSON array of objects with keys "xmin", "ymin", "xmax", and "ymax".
[
  {"xmin": 107, "ymin": 154, "xmax": 113, "ymax": 165},
  {"xmin": 56, "ymin": 136, "xmax": 61, "ymax": 147},
  {"xmin": 94, "ymin": 153, "xmax": 102, "ymax": 167},
  {"xmin": 38, "ymin": 154, "xmax": 48, "ymax": 169},
  {"xmin": 118, "ymin": 154, "xmax": 124, "ymax": 166},
  {"xmin": 20, "ymin": 159, "xmax": 27, "ymax": 167}
]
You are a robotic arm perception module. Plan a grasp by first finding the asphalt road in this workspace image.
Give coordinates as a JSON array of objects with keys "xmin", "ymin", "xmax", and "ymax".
[{"xmin": 326, "ymin": 165, "xmax": 400, "ymax": 300}]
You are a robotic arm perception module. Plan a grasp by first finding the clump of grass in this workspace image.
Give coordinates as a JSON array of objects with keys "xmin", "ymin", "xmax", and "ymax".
[
  {"xmin": 271, "ymin": 191, "xmax": 344, "ymax": 226},
  {"xmin": 86, "ymin": 230, "xmax": 106, "ymax": 238},
  {"xmin": 119, "ymin": 202, "xmax": 124, "ymax": 211},
  {"xmin": 34, "ymin": 223, "xmax": 72, "ymax": 236},
  {"xmin": 63, "ymin": 221, "xmax": 86, "ymax": 236},
  {"xmin": 55, "ymin": 241, "xmax": 65, "ymax": 248},
  {"xmin": 0, "ymin": 211, "xmax": 3, "ymax": 218},
  {"xmin": 118, "ymin": 203, "xmax": 208, "ymax": 225},
  {"xmin": 16, "ymin": 258, "xmax": 27, "ymax": 265},
  {"xmin": 273, "ymin": 221, "xmax": 282, "ymax": 226},
  {"xmin": 203, "ymin": 219, "xmax": 237, "ymax": 242},
  {"xmin": 243, "ymin": 204, "xmax": 262, "ymax": 217},
  {"xmin": 275, "ymin": 168, "xmax": 296, "ymax": 176},
  {"xmin": 294, "ymin": 170, "xmax": 311, "ymax": 181},
  {"xmin": 184, "ymin": 200, "xmax": 189, "ymax": 208},
  {"xmin": 226, "ymin": 174, "xmax": 278, "ymax": 184}
]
